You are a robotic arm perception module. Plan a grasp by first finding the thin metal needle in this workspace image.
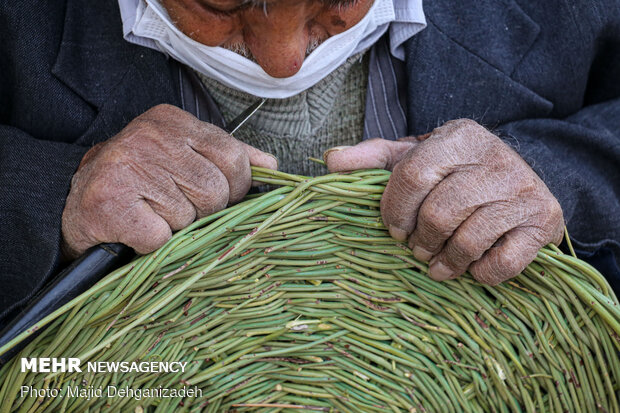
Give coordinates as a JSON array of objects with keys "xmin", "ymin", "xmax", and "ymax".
[{"xmin": 226, "ymin": 98, "xmax": 267, "ymax": 135}]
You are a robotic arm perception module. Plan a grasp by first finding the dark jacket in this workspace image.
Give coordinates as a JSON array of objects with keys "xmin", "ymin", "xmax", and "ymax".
[{"xmin": 1, "ymin": 0, "xmax": 619, "ymax": 322}]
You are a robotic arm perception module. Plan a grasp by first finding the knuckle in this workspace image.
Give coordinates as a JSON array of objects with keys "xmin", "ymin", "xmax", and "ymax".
[
  {"xmin": 392, "ymin": 161, "xmax": 430, "ymax": 192},
  {"xmin": 120, "ymin": 209, "xmax": 171, "ymax": 254},
  {"xmin": 518, "ymin": 225, "xmax": 549, "ymax": 249},
  {"xmin": 418, "ymin": 204, "xmax": 452, "ymax": 237},
  {"xmin": 124, "ymin": 121, "xmax": 164, "ymax": 145},
  {"xmin": 194, "ymin": 171, "xmax": 229, "ymax": 216},
  {"xmin": 144, "ymin": 103, "xmax": 180, "ymax": 118},
  {"xmin": 387, "ymin": 173, "xmax": 412, "ymax": 199},
  {"xmin": 497, "ymin": 250, "xmax": 527, "ymax": 278},
  {"xmin": 450, "ymin": 118, "xmax": 479, "ymax": 129},
  {"xmin": 459, "ymin": 121, "xmax": 502, "ymax": 153},
  {"xmin": 78, "ymin": 142, "xmax": 106, "ymax": 167},
  {"xmin": 539, "ymin": 212, "xmax": 564, "ymax": 241},
  {"xmin": 175, "ymin": 206, "xmax": 196, "ymax": 229},
  {"xmin": 230, "ymin": 146, "xmax": 249, "ymax": 171},
  {"xmin": 379, "ymin": 195, "xmax": 399, "ymax": 226},
  {"xmin": 524, "ymin": 192, "xmax": 564, "ymax": 239},
  {"xmin": 136, "ymin": 105, "xmax": 195, "ymax": 136},
  {"xmin": 135, "ymin": 232, "xmax": 171, "ymax": 255},
  {"xmin": 196, "ymin": 123, "xmax": 233, "ymax": 148},
  {"xmin": 79, "ymin": 173, "xmax": 136, "ymax": 223},
  {"xmin": 80, "ymin": 180, "xmax": 113, "ymax": 212},
  {"xmin": 544, "ymin": 198, "xmax": 564, "ymax": 226},
  {"xmin": 158, "ymin": 196, "xmax": 196, "ymax": 230},
  {"xmin": 488, "ymin": 147, "xmax": 518, "ymax": 172},
  {"xmin": 471, "ymin": 261, "xmax": 501, "ymax": 285},
  {"xmin": 381, "ymin": 187, "xmax": 416, "ymax": 230},
  {"xmin": 151, "ymin": 221, "xmax": 173, "ymax": 245},
  {"xmin": 200, "ymin": 121, "xmax": 227, "ymax": 136},
  {"xmin": 99, "ymin": 146, "xmax": 135, "ymax": 168},
  {"xmin": 471, "ymin": 266, "xmax": 501, "ymax": 285},
  {"xmin": 514, "ymin": 174, "xmax": 540, "ymax": 197},
  {"xmin": 444, "ymin": 118, "xmax": 485, "ymax": 137},
  {"xmin": 472, "ymin": 248, "xmax": 525, "ymax": 285},
  {"xmin": 210, "ymin": 164, "xmax": 229, "ymax": 189},
  {"xmin": 447, "ymin": 234, "xmax": 480, "ymax": 265}
]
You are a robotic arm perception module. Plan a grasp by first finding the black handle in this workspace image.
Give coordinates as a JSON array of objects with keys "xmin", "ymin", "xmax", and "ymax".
[{"xmin": 0, "ymin": 243, "xmax": 133, "ymax": 364}]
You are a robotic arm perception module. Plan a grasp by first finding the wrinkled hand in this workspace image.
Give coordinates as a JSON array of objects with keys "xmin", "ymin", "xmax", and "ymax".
[
  {"xmin": 62, "ymin": 104, "xmax": 277, "ymax": 258},
  {"xmin": 325, "ymin": 119, "xmax": 564, "ymax": 285}
]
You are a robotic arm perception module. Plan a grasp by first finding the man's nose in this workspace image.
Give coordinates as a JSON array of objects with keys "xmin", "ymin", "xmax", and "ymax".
[{"xmin": 243, "ymin": 8, "xmax": 314, "ymax": 78}]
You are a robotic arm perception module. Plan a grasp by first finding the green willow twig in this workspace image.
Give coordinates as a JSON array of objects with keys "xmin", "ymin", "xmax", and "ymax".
[{"xmin": 0, "ymin": 167, "xmax": 618, "ymax": 413}]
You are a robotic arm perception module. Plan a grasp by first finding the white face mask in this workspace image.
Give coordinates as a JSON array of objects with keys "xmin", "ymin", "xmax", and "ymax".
[{"xmin": 124, "ymin": 0, "xmax": 397, "ymax": 99}]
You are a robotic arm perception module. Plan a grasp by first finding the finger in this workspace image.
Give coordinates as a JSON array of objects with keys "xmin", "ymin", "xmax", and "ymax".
[
  {"xmin": 380, "ymin": 122, "xmax": 496, "ymax": 242},
  {"xmin": 539, "ymin": 196, "xmax": 565, "ymax": 247},
  {"xmin": 407, "ymin": 170, "xmax": 511, "ymax": 261},
  {"xmin": 141, "ymin": 175, "xmax": 197, "ymax": 231},
  {"xmin": 189, "ymin": 123, "xmax": 252, "ymax": 204},
  {"xmin": 243, "ymin": 142, "xmax": 278, "ymax": 170},
  {"xmin": 426, "ymin": 203, "xmax": 525, "ymax": 281},
  {"xmin": 61, "ymin": 226, "xmax": 95, "ymax": 259},
  {"xmin": 551, "ymin": 217, "xmax": 565, "ymax": 246},
  {"xmin": 380, "ymin": 150, "xmax": 454, "ymax": 242},
  {"xmin": 168, "ymin": 150, "xmax": 230, "ymax": 218},
  {"xmin": 117, "ymin": 200, "xmax": 172, "ymax": 255},
  {"xmin": 553, "ymin": 226, "xmax": 564, "ymax": 246},
  {"xmin": 469, "ymin": 227, "xmax": 543, "ymax": 285},
  {"xmin": 323, "ymin": 138, "xmax": 416, "ymax": 172},
  {"xmin": 242, "ymin": 142, "xmax": 278, "ymax": 186},
  {"xmin": 78, "ymin": 141, "xmax": 107, "ymax": 169}
]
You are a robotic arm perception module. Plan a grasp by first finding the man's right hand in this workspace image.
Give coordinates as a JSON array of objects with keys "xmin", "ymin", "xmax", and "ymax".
[{"xmin": 61, "ymin": 104, "xmax": 277, "ymax": 259}]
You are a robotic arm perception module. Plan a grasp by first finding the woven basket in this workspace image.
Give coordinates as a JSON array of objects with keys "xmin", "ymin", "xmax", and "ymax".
[{"xmin": 1, "ymin": 168, "xmax": 618, "ymax": 413}]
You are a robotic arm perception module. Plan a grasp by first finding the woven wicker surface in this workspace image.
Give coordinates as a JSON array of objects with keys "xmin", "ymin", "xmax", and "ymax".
[{"xmin": 1, "ymin": 168, "xmax": 618, "ymax": 412}]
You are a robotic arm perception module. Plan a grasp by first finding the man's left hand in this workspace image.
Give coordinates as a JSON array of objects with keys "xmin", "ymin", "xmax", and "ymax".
[{"xmin": 324, "ymin": 119, "xmax": 564, "ymax": 285}]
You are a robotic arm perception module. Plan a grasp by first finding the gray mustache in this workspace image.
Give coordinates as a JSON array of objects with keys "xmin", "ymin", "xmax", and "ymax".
[{"xmin": 223, "ymin": 36, "xmax": 325, "ymax": 63}]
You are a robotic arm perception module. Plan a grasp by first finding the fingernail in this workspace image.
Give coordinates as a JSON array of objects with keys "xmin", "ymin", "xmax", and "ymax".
[
  {"xmin": 429, "ymin": 261, "xmax": 454, "ymax": 281},
  {"xmin": 389, "ymin": 225, "xmax": 408, "ymax": 241},
  {"xmin": 322, "ymin": 146, "xmax": 351, "ymax": 163},
  {"xmin": 412, "ymin": 246, "xmax": 433, "ymax": 262},
  {"xmin": 266, "ymin": 153, "xmax": 279, "ymax": 169}
]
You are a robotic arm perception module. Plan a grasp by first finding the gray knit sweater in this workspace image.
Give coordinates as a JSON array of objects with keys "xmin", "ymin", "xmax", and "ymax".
[{"xmin": 198, "ymin": 52, "xmax": 369, "ymax": 176}]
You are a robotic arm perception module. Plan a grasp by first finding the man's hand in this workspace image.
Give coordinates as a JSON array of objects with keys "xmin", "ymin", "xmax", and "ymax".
[
  {"xmin": 324, "ymin": 119, "xmax": 564, "ymax": 285},
  {"xmin": 62, "ymin": 104, "xmax": 277, "ymax": 258}
]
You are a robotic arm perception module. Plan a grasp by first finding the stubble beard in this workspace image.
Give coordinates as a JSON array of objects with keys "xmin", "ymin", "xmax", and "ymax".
[{"xmin": 222, "ymin": 36, "xmax": 325, "ymax": 64}]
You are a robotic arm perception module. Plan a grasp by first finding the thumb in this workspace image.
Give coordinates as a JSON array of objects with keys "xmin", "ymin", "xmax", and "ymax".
[
  {"xmin": 323, "ymin": 138, "xmax": 417, "ymax": 173},
  {"xmin": 242, "ymin": 142, "xmax": 278, "ymax": 170}
]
